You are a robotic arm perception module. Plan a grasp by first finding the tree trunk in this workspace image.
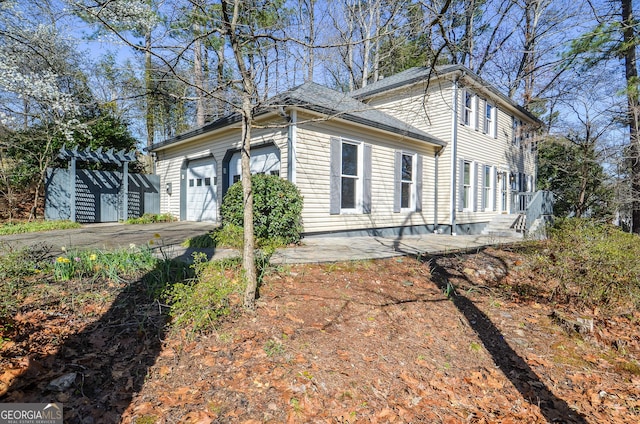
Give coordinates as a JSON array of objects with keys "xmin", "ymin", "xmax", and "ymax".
[
  {"xmin": 194, "ymin": 18, "xmax": 206, "ymax": 127},
  {"xmin": 221, "ymin": 0, "xmax": 258, "ymax": 309},
  {"xmin": 622, "ymin": 0, "xmax": 640, "ymax": 233},
  {"xmin": 144, "ymin": 32, "xmax": 155, "ymax": 173}
]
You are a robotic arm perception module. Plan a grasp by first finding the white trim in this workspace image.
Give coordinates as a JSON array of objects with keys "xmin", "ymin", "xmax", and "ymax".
[
  {"xmin": 400, "ymin": 151, "xmax": 417, "ymax": 212},
  {"xmin": 340, "ymin": 138, "xmax": 364, "ymax": 214}
]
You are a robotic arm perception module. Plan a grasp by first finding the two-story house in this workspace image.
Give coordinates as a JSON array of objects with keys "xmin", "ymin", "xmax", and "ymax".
[{"xmin": 150, "ymin": 64, "xmax": 542, "ymax": 236}]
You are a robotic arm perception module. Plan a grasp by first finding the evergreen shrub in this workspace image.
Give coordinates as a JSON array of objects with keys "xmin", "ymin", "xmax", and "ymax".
[{"xmin": 220, "ymin": 174, "xmax": 303, "ymax": 245}]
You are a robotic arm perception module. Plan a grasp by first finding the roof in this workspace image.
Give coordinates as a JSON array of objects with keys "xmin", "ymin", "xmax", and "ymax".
[
  {"xmin": 149, "ymin": 81, "xmax": 446, "ymax": 152},
  {"xmin": 271, "ymin": 82, "xmax": 446, "ymax": 147},
  {"xmin": 350, "ymin": 64, "xmax": 542, "ymax": 125}
]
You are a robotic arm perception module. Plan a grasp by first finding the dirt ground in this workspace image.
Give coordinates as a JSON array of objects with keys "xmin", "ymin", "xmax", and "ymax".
[{"xmin": 1, "ymin": 246, "xmax": 639, "ymax": 423}]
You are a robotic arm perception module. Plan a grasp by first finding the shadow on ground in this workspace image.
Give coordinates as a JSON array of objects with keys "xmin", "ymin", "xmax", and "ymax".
[
  {"xmin": 2, "ymin": 249, "xmax": 198, "ymax": 423},
  {"xmin": 422, "ymin": 252, "xmax": 587, "ymax": 424}
]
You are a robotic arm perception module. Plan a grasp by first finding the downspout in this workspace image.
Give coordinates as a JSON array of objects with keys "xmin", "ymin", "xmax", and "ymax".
[
  {"xmin": 433, "ymin": 147, "xmax": 441, "ymax": 232},
  {"xmin": 450, "ymin": 75, "xmax": 461, "ymax": 235},
  {"xmin": 287, "ymin": 109, "xmax": 297, "ymax": 184}
]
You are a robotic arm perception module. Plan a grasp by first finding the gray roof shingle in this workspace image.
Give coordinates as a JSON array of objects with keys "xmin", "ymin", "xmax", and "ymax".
[
  {"xmin": 150, "ymin": 81, "xmax": 447, "ymax": 151},
  {"xmin": 350, "ymin": 64, "xmax": 541, "ymax": 124}
]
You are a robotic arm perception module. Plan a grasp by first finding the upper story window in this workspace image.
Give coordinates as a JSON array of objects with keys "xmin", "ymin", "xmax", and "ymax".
[
  {"xmin": 463, "ymin": 90, "xmax": 475, "ymax": 127},
  {"xmin": 512, "ymin": 117, "xmax": 523, "ymax": 146},
  {"xmin": 484, "ymin": 102, "xmax": 495, "ymax": 137}
]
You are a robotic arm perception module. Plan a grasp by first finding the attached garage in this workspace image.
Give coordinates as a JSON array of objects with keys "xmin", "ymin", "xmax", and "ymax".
[
  {"xmin": 185, "ymin": 158, "xmax": 217, "ymax": 222},
  {"xmin": 222, "ymin": 143, "xmax": 281, "ymax": 195}
]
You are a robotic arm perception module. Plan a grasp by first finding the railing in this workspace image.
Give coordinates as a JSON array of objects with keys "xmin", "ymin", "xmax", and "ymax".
[
  {"xmin": 513, "ymin": 190, "xmax": 554, "ymax": 231},
  {"xmin": 512, "ymin": 192, "xmax": 533, "ymax": 214}
]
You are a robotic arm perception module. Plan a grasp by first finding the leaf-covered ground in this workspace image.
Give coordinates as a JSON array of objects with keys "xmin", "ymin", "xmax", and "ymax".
[{"xmin": 2, "ymin": 246, "xmax": 639, "ymax": 423}]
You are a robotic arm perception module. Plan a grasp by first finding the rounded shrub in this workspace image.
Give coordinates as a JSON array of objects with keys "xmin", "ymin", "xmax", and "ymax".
[{"xmin": 220, "ymin": 174, "xmax": 303, "ymax": 245}]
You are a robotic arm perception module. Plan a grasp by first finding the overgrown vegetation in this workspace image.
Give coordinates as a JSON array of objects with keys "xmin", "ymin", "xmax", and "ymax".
[
  {"xmin": 220, "ymin": 174, "xmax": 303, "ymax": 246},
  {"xmin": 529, "ymin": 218, "xmax": 640, "ymax": 312},
  {"xmin": 125, "ymin": 213, "xmax": 176, "ymax": 225},
  {"xmin": 0, "ymin": 220, "xmax": 81, "ymax": 235},
  {"xmin": 165, "ymin": 254, "xmax": 244, "ymax": 336}
]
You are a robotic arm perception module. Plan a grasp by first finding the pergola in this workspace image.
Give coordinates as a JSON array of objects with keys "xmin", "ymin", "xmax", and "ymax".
[{"xmin": 58, "ymin": 145, "xmax": 137, "ymax": 222}]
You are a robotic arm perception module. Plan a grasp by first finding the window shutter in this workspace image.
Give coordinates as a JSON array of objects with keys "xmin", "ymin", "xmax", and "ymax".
[
  {"xmin": 457, "ymin": 158, "xmax": 464, "ymax": 212},
  {"xmin": 363, "ymin": 144, "xmax": 372, "ymax": 214},
  {"xmin": 330, "ymin": 137, "xmax": 341, "ymax": 215},
  {"xmin": 493, "ymin": 107, "xmax": 499, "ymax": 139},
  {"xmin": 416, "ymin": 154, "xmax": 423, "ymax": 212},
  {"xmin": 472, "ymin": 162, "xmax": 478, "ymax": 212},
  {"xmin": 393, "ymin": 150, "xmax": 401, "ymax": 213}
]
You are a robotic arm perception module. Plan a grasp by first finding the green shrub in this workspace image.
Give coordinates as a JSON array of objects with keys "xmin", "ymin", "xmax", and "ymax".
[
  {"xmin": 220, "ymin": 174, "xmax": 303, "ymax": 245},
  {"xmin": 533, "ymin": 218, "xmax": 640, "ymax": 312},
  {"xmin": 125, "ymin": 213, "xmax": 176, "ymax": 224},
  {"xmin": 165, "ymin": 253, "xmax": 244, "ymax": 334},
  {"xmin": 213, "ymin": 223, "xmax": 244, "ymax": 249}
]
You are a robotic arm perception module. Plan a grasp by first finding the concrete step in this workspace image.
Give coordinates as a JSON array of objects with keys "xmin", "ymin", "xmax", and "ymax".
[{"xmin": 481, "ymin": 214, "xmax": 524, "ymax": 237}]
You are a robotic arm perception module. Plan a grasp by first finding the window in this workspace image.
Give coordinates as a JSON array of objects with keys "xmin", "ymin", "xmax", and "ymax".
[
  {"xmin": 463, "ymin": 91, "xmax": 474, "ymax": 126},
  {"xmin": 512, "ymin": 117, "xmax": 522, "ymax": 146},
  {"xmin": 401, "ymin": 153, "xmax": 415, "ymax": 209},
  {"xmin": 483, "ymin": 165, "xmax": 492, "ymax": 211},
  {"xmin": 463, "ymin": 161, "xmax": 472, "ymax": 210},
  {"xmin": 341, "ymin": 141, "xmax": 360, "ymax": 210},
  {"xmin": 330, "ymin": 138, "xmax": 371, "ymax": 215},
  {"xmin": 204, "ymin": 177, "xmax": 211, "ymax": 186},
  {"xmin": 484, "ymin": 102, "xmax": 494, "ymax": 136}
]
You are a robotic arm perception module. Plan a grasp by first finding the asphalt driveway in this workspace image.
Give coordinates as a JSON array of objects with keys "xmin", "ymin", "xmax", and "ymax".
[{"xmin": 0, "ymin": 221, "xmax": 218, "ymax": 257}]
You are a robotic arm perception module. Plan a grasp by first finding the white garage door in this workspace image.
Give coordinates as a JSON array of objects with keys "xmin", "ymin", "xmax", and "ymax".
[
  {"xmin": 186, "ymin": 159, "xmax": 217, "ymax": 222},
  {"xmin": 229, "ymin": 145, "xmax": 280, "ymax": 187}
]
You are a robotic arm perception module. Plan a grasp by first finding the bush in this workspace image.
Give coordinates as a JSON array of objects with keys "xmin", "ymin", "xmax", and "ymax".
[
  {"xmin": 533, "ymin": 218, "xmax": 640, "ymax": 312},
  {"xmin": 220, "ymin": 174, "xmax": 303, "ymax": 245},
  {"xmin": 125, "ymin": 213, "xmax": 176, "ymax": 224},
  {"xmin": 165, "ymin": 253, "xmax": 244, "ymax": 335}
]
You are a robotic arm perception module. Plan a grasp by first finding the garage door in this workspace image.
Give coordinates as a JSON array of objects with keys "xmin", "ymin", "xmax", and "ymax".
[
  {"xmin": 229, "ymin": 145, "xmax": 280, "ymax": 187},
  {"xmin": 186, "ymin": 159, "xmax": 217, "ymax": 222}
]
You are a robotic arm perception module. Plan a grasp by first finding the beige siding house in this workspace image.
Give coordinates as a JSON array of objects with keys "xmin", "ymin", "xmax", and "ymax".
[{"xmin": 150, "ymin": 65, "xmax": 542, "ymax": 236}]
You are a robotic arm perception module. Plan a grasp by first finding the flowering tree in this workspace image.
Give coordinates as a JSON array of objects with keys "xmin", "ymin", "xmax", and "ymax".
[{"xmin": 0, "ymin": 1, "xmax": 87, "ymax": 219}]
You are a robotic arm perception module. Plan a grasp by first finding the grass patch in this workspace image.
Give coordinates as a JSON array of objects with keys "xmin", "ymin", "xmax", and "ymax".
[
  {"xmin": 52, "ymin": 246, "xmax": 157, "ymax": 282},
  {"xmin": 125, "ymin": 213, "xmax": 176, "ymax": 224},
  {"xmin": 0, "ymin": 220, "xmax": 81, "ymax": 235},
  {"xmin": 182, "ymin": 232, "xmax": 217, "ymax": 248}
]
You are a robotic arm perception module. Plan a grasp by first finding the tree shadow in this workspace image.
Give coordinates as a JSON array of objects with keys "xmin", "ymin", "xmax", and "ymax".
[
  {"xmin": 421, "ymin": 252, "xmax": 587, "ymax": 423},
  {"xmin": 1, "ymin": 250, "xmax": 196, "ymax": 423}
]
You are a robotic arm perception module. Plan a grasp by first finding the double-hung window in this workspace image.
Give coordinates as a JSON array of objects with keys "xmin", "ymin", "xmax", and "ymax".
[
  {"xmin": 512, "ymin": 117, "xmax": 522, "ymax": 146},
  {"xmin": 401, "ymin": 153, "xmax": 415, "ymax": 209},
  {"xmin": 458, "ymin": 159, "xmax": 478, "ymax": 212},
  {"xmin": 463, "ymin": 91, "xmax": 474, "ymax": 127},
  {"xmin": 483, "ymin": 165, "xmax": 492, "ymax": 211},
  {"xmin": 330, "ymin": 137, "xmax": 371, "ymax": 215},
  {"xmin": 484, "ymin": 102, "xmax": 494, "ymax": 137},
  {"xmin": 341, "ymin": 141, "xmax": 360, "ymax": 210}
]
